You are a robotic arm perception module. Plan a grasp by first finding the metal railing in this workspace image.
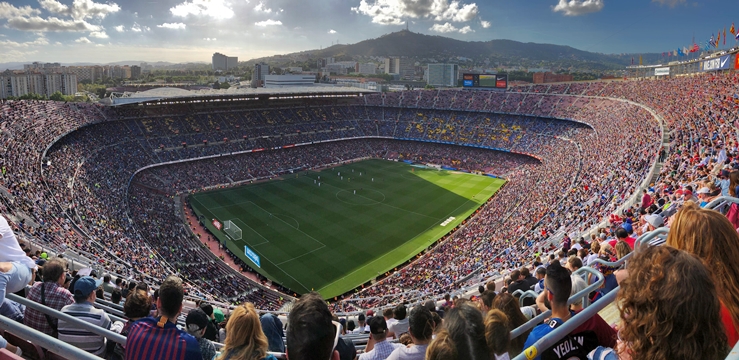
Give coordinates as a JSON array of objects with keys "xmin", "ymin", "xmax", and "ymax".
[
  {"xmin": 519, "ymin": 291, "xmax": 539, "ymax": 307},
  {"xmin": 0, "ymin": 316, "xmax": 101, "ymax": 360},
  {"xmin": 509, "ymin": 267, "xmax": 604, "ymax": 340},
  {"xmin": 512, "ymin": 287, "xmax": 620, "ymax": 360},
  {"xmin": 6, "ymin": 294, "xmax": 127, "ymax": 345},
  {"xmin": 706, "ymin": 196, "xmax": 739, "ymax": 213}
]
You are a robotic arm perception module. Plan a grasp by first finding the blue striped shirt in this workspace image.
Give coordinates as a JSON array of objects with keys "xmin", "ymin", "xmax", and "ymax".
[{"xmin": 58, "ymin": 302, "xmax": 111, "ymax": 357}]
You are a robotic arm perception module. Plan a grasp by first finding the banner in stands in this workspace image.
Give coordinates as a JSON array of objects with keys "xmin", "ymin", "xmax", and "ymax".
[
  {"xmin": 654, "ymin": 67, "xmax": 670, "ymax": 76},
  {"xmin": 701, "ymin": 55, "xmax": 732, "ymax": 72},
  {"xmin": 245, "ymin": 245, "xmax": 261, "ymax": 268},
  {"xmin": 736, "ymin": 55, "xmax": 739, "ymax": 70}
]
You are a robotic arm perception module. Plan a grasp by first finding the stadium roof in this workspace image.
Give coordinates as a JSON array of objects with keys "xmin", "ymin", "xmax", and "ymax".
[{"xmin": 106, "ymin": 85, "xmax": 375, "ymax": 106}]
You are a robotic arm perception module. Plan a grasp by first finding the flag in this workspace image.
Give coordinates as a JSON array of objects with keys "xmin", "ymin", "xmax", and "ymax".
[
  {"xmin": 674, "ymin": 49, "xmax": 678, "ymax": 56},
  {"xmin": 677, "ymin": 48, "xmax": 683, "ymax": 56},
  {"xmin": 736, "ymin": 31, "xmax": 739, "ymax": 41},
  {"xmin": 683, "ymin": 46, "xmax": 689, "ymax": 55},
  {"xmin": 639, "ymin": 55, "xmax": 642, "ymax": 65},
  {"xmin": 724, "ymin": 27, "xmax": 727, "ymax": 45},
  {"xmin": 631, "ymin": 57, "xmax": 634, "ymax": 65},
  {"xmin": 711, "ymin": 34, "xmax": 715, "ymax": 47},
  {"xmin": 717, "ymin": 31, "xmax": 720, "ymax": 47},
  {"xmin": 691, "ymin": 43, "xmax": 699, "ymax": 52},
  {"xmin": 731, "ymin": 23, "xmax": 736, "ymax": 36}
]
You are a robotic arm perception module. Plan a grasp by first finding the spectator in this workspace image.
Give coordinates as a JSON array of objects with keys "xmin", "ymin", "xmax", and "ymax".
[
  {"xmin": 524, "ymin": 262, "xmax": 614, "ymax": 360},
  {"xmin": 0, "ymin": 215, "xmax": 36, "ymax": 304},
  {"xmin": 111, "ymin": 288, "xmax": 123, "ymax": 305},
  {"xmin": 387, "ymin": 304, "xmax": 408, "ymax": 338},
  {"xmin": 665, "ymin": 202, "xmax": 739, "ymax": 346},
  {"xmin": 286, "ymin": 292, "xmax": 340, "ymax": 360},
  {"xmin": 111, "ymin": 289, "xmax": 153, "ymax": 360},
  {"xmin": 58, "ymin": 276, "xmax": 121, "ymax": 357},
  {"xmin": 125, "ymin": 276, "xmax": 202, "ymax": 360},
  {"xmin": 24, "ymin": 258, "xmax": 73, "ymax": 337},
  {"xmin": 102, "ymin": 275, "xmax": 115, "ymax": 294},
  {"xmin": 199, "ymin": 303, "xmax": 219, "ymax": 342},
  {"xmin": 426, "ymin": 303, "xmax": 490, "ymax": 360},
  {"xmin": 260, "ymin": 312, "xmax": 285, "ymax": 353},
  {"xmin": 386, "ymin": 306, "xmax": 433, "ymax": 360},
  {"xmin": 186, "ymin": 309, "xmax": 217, "ymax": 360},
  {"xmin": 353, "ymin": 314, "xmax": 369, "ymax": 334},
  {"xmin": 485, "ymin": 309, "xmax": 511, "ymax": 360},
  {"xmin": 479, "ymin": 290, "xmax": 496, "ymax": 314},
  {"xmin": 492, "ymin": 293, "xmax": 530, "ymax": 355},
  {"xmin": 360, "ymin": 316, "xmax": 400, "ymax": 360},
  {"xmin": 588, "ymin": 246, "xmax": 728, "ymax": 360}
]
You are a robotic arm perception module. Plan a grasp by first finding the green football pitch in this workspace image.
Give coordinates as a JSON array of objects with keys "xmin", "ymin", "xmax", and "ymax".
[{"xmin": 188, "ymin": 159, "xmax": 506, "ymax": 299}]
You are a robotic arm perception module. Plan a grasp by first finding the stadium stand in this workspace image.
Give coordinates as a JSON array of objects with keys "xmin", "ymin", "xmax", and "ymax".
[{"xmin": 2, "ymin": 69, "xmax": 739, "ymax": 359}]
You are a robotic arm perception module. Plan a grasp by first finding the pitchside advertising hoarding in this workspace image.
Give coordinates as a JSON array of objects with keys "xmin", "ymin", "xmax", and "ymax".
[
  {"xmin": 700, "ymin": 55, "xmax": 732, "ymax": 72},
  {"xmin": 463, "ymin": 73, "xmax": 508, "ymax": 89},
  {"xmin": 245, "ymin": 245, "xmax": 261, "ymax": 268}
]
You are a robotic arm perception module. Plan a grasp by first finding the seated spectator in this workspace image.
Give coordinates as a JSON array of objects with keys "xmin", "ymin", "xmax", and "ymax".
[
  {"xmin": 492, "ymin": 293, "xmax": 530, "ymax": 355},
  {"xmin": 111, "ymin": 288, "xmax": 123, "ymax": 305},
  {"xmin": 353, "ymin": 313, "xmax": 369, "ymax": 334},
  {"xmin": 360, "ymin": 316, "xmax": 400, "ymax": 360},
  {"xmin": 479, "ymin": 290, "xmax": 496, "ymax": 314},
  {"xmin": 665, "ymin": 202, "xmax": 739, "ymax": 346},
  {"xmin": 186, "ymin": 309, "xmax": 216, "ymax": 360},
  {"xmin": 614, "ymin": 241, "xmax": 630, "ymax": 261},
  {"xmin": 387, "ymin": 306, "xmax": 433, "ymax": 360},
  {"xmin": 387, "ymin": 304, "xmax": 408, "ymax": 338},
  {"xmin": 0, "ymin": 215, "xmax": 37, "ymax": 304},
  {"xmin": 102, "ymin": 274, "xmax": 115, "ymax": 294},
  {"xmin": 0, "ymin": 298, "xmax": 24, "ymax": 323},
  {"xmin": 58, "ymin": 276, "xmax": 122, "ymax": 357},
  {"xmin": 485, "ymin": 309, "xmax": 511, "ymax": 360},
  {"xmin": 523, "ymin": 262, "xmax": 615, "ymax": 360},
  {"xmin": 260, "ymin": 312, "xmax": 285, "ymax": 353},
  {"xmin": 111, "ymin": 289, "xmax": 153, "ymax": 360},
  {"xmin": 588, "ymin": 246, "xmax": 728, "ymax": 360},
  {"xmin": 426, "ymin": 303, "xmax": 490, "ymax": 360},
  {"xmin": 24, "ymin": 258, "xmax": 73, "ymax": 337},
  {"xmin": 199, "ymin": 303, "xmax": 219, "ymax": 342},
  {"xmin": 286, "ymin": 292, "xmax": 340, "ymax": 360},
  {"xmin": 125, "ymin": 276, "xmax": 202, "ymax": 360}
]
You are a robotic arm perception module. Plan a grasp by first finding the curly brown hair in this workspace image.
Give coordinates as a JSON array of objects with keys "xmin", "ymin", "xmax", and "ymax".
[
  {"xmin": 666, "ymin": 201, "xmax": 739, "ymax": 337},
  {"xmin": 618, "ymin": 246, "xmax": 728, "ymax": 360},
  {"xmin": 491, "ymin": 292, "xmax": 529, "ymax": 356}
]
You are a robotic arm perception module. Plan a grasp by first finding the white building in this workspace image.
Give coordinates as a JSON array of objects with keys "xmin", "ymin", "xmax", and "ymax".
[
  {"xmin": 427, "ymin": 64, "xmax": 459, "ymax": 87},
  {"xmin": 264, "ymin": 75, "xmax": 315, "ymax": 88},
  {"xmin": 357, "ymin": 63, "xmax": 378, "ymax": 75},
  {"xmin": 253, "ymin": 63, "xmax": 270, "ymax": 87},
  {"xmin": 212, "ymin": 52, "xmax": 238, "ymax": 71},
  {"xmin": 0, "ymin": 73, "xmax": 77, "ymax": 99}
]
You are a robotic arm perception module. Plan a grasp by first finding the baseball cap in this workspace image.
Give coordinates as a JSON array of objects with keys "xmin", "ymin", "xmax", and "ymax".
[
  {"xmin": 645, "ymin": 214, "xmax": 664, "ymax": 228},
  {"xmin": 73, "ymin": 276, "xmax": 103, "ymax": 298},
  {"xmin": 697, "ymin": 187, "xmax": 711, "ymax": 194},
  {"xmin": 621, "ymin": 223, "xmax": 633, "ymax": 234},
  {"xmin": 186, "ymin": 309, "xmax": 210, "ymax": 333},
  {"xmin": 368, "ymin": 315, "xmax": 388, "ymax": 334}
]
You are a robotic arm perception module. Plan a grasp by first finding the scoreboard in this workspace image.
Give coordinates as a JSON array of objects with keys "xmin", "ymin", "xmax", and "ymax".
[{"xmin": 462, "ymin": 73, "xmax": 508, "ymax": 89}]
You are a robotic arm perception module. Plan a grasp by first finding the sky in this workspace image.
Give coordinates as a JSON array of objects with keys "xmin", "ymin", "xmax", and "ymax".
[{"xmin": 0, "ymin": 0, "xmax": 737, "ymax": 64}]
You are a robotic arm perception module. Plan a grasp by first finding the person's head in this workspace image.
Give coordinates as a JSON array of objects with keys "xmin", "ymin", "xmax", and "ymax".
[
  {"xmin": 42, "ymin": 259, "xmax": 66, "ymax": 284},
  {"xmin": 186, "ymin": 308, "xmax": 210, "ymax": 339},
  {"xmin": 618, "ymin": 246, "xmax": 728, "ymax": 360},
  {"xmin": 484, "ymin": 309, "xmax": 510, "ymax": 357},
  {"xmin": 346, "ymin": 320, "xmax": 355, "ymax": 332},
  {"xmin": 382, "ymin": 308, "xmax": 394, "ymax": 320},
  {"xmin": 157, "ymin": 275, "xmax": 184, "ymax": 320},
  {"xmin": 535, "ymin": 267, "xmax": 546, "ymax": 280},
  {"xmin": 509, "ymin": 269, "xmax": 521, "ymax": 282},
  {"xmin": 520, "ymin": 267, "xmax": 530, "ymax": 278},
  {"xmin": 479, "ymin": 290, "xmax": 496, "ymax": 313},
  {"xmin": 666, "ymin": 201, "xmax": 739, "ymax": 331},
  {"xmin": 426, "ymin": 303, "xmax": 491, "ymax": 360},
  {"xmin": 544, "ymin": 262, "xmax": 571, "ymax": 308},
  {"xmin": 72, "ymin": 276, "xmax": 102, "ymax": 304},
  {"xmin": 111, "ymin": 289, "xmax": 122, "ymax": 304},
  {"xmin": 615, "ymin": 227, "xmax": 628, "ymax": 239},
  {"xmin": 115, "ymin": 278, "xmax": 123, "ymax": 287},
  {"xmin": 393, "ymin": 303, "xmax": 407, "ymax": 321},
  {"xmin": 569, "ymin": 275, "xmax": 588, "ymax": 311},
  {"xmin": 199, "ymin": 303, "xmax": 214, "ymax": 319},
  {"xmin": 615, "ymin": 240, "xmax": 631, "ymax": 260},
  {"xmin": 644, "ymin": 213, "xmax": 664, "ymax": 231},
  {"xmin": 218, "ymin": 303, "xmax": 269, "ymax": 360},
  {"xmin": 368, "ymin": 315, "xmax": 388, "ymax": 341},
  {"xmin": 565, "ymin": 256, "xmax": 582, "ymax": 272},
  {"xmin": 491, "ymin": 292, "xmax": 528, "ymax": 330},
  {"xmin": 485, "ymin": 281, "xmax": 496, "ymax": 292},
  {"xmin": 398, "ymin": 333, "xmax": 413, "ymax": 346},
  {"xmin": 729, "ymin": 171, "xmax": 739, "ymax": 197},
  {"xmin": 286, "ymin": 292, "xmax": 339, "ymax": 360},
  {"xmin": 591, "ymin": 240, "xmax": 601, "ymax": 254},
  {"xmin": 407, "ymin": 306, "xmax": 433, "ymax": 343},
  {"xmin": 430, "ymin": 312, "xmax": 442, "ymax": 334},
  {"xmin": 124, "ymin": 289, "xmax": 152, "ymax": 319}
]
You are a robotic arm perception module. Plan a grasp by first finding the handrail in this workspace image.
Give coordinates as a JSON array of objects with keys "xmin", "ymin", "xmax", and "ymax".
[
  {"xmin": 509, "ymin": 266, "xmax": 604, "ymax": 340},
  {"xmin": 512, "ymin": 290, "xmax": 525, "ymax": 297},
  {"xmin": 588, "ymin": 252, "xmax": 633, "ymax": 268},
  {"xmin": 706, "ymin": 196, "xmax": 739, "ymax": 211},
  {"xmin": 519, "ymin": 291, "xmax": 538, "ymax": 307},
  {"xmin": 7, "ymin": 293, "xmax": 127, "ymax": 345},
  {"xmin": 512, "ymin": 287, "xmax": 620, "ymax": 360},
  {"xmin": 635, "ymin": 227, "xmax": 669, "ymax": 248},
  {"xmin": 0, "ymin": 315, "xmax": 101, "ymax": 360}
]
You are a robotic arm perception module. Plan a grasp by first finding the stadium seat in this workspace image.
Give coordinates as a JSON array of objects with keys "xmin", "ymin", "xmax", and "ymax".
[{"xmin": 1, "ymin": 331, "xmax": 45, "ymax": 360}]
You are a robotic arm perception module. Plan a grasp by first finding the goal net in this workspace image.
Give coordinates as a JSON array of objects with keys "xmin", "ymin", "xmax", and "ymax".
[{"xmin": 224, "ymin": 220, "xmax": 242, "ymax": 240}]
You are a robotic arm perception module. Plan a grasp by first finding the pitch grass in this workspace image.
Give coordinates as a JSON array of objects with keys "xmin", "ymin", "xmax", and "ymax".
[{"xmin": 189, "ymin": 159, "xmax": 506, "ymax": 299}]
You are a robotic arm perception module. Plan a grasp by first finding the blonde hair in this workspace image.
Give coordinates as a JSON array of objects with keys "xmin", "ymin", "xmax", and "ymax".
[
  {"xmin": 216, "ymin": 303, "xmax": 269, "ymax": 360},
  {"xmin": 615, "ymin": 240, "xmax": 631, "ymax": 260}
]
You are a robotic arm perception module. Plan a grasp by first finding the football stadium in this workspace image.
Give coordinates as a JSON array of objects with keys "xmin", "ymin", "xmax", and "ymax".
[{"xmin": 2, "ymin": 32, "xmax": 739, "ymax": 360}]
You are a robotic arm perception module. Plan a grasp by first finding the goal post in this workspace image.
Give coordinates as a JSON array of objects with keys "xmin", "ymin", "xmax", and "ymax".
[{"xmin": 224, "ymin": 220, "xmax": 242, "ymax": 240}]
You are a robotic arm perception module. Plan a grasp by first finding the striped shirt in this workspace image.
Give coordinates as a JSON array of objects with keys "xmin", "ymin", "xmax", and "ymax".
[
  {"xmin": 58, "ymin": 302, "xmax": 112, "ymax": 356},
  {"xmin": 125, "ymin": 317, "xmax": 202, "ymax": 360}
]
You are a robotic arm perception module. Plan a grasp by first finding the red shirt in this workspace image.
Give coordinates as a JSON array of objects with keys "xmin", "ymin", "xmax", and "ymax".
[{"xmin": 722, "ymin": 303, "xmax": 739, "ymax": 347}]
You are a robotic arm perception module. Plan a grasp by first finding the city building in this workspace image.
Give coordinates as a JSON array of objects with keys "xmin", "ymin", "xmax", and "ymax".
[
  {"xmin": 357, "ymin": 63, "xmax": 378, "ymax": 75},
  {"xmin": 426, "ymin": 64, "xmax": 459, "ymax": 87},
  {"xmin": 0, "ymin": 72, "xmax": 77, "ymax": 99},
  {"xmin": 131, "ymin": 65, "xmax": 142, "ymax": 79},
  {"xmin": 532, "ymin": 72, "xmax": 574, "ymax": 84},
  {"xmin": 384, "ymin": 57, "xmax": 414, "ymax": 80},
  {"xmin": 212, "ymin": 52, "xmax": 238, "ymax": 71},
  {"xmin": 263, "ymin": 75, "xmax": 315, "ymax": 88},
  {"xmin": 252, "ymin": 63, "xmax": 270, "ymax": 87}
]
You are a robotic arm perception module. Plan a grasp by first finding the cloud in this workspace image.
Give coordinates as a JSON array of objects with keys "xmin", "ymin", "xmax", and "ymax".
[
  {"xmin": 254, "ymin": 1, "xmax": 272, "ymax": 12},
  {"xmin": 75, "ymin": 36, "xmax": 91, "ymax": 43},
  {"xmin": 651, "ymin": 0, "xmax": 685, "ymax": 7},
  {"xmin": 328, "ymin": 29, "xmax": 337, "ymax": 34},
  {"xmin": 171, "ymin": 0, "xmax": 234, "ymax": 19},
  {"xmin": 88, "ymin": 30, "xmax": 108, "ymax": 38},
  {"xmin": 458, "ymin": 25, "xmax": 473, "ymax": 33},
  {"xmin": 114, "ymin": 25, "xmax": 124, "ymax": 32},
  {"xmin": 39, "ymin": 0, "xmax": 121, "ymax": 20},
  {"xmin": 157, "ymin": 22, "xmax": 187, "ymax": 29},
  {"xmin": 430, "ymin": 22, "xmax": 456, "ymax": 33},
  {"xmin": 203, "ymin": 37, "xmax": 216, "ymax": 41},
  {"xmin": 131, "ymin": 22, "xmax": 149, "ymax": 32},
  {"xmin": 0, "ymin": 3, "xmax": 41, "ymax": 19},
  {"xmin": 0, "ymin": 36, "xmax": 49, "ymax": 47},
  {"xmin": 254, "ymin": 19, "xmax": 282, "ymax": 26},
  {"xmin": 352, "ymin": 0, "xmax": 479, "ymax": 25},
  {"xmin": 480, "ymin": 20, "xmax": 490, "ymax": 28},
  {"xmin": 6, "ymin": 16, "xmax": 102, "ymax": 32},
  {"xmin": 552, "ymin": 0, "xmax": 604, "ymax": 16}
]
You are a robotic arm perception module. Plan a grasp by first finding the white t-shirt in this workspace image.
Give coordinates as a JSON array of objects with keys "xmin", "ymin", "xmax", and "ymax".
[
  {"xmin": 388, "ymin": 318, "xmax": 409, "ymax": 336},
  {"xmin": 0, "ymin": 216, "xmax": 37, "ymax": 270},
  {"xmin": 386, "ymin": 343, "xmax": 429, "ymax": 360}
]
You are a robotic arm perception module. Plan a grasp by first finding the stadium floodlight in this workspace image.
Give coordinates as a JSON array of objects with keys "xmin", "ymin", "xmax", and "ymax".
[{"xmin": 224, "ymin": 220, "xmax": 242, "ymax": 240}]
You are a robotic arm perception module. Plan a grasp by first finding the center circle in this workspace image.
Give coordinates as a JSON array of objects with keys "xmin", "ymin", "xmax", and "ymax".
[{"xmin": 335, "ymin": 189, "xmax": 386, "ymax": 205}]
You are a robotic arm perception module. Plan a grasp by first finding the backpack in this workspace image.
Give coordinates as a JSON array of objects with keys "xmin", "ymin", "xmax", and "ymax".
[{"xmin": 540, "ymin": 319, "xmax": 599, "ymax": 360}]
